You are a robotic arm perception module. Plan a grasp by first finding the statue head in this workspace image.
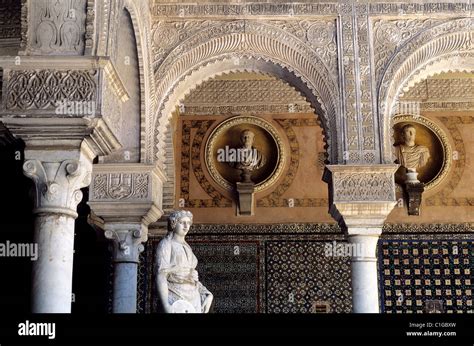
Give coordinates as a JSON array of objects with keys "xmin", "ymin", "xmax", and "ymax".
[
  {"xmin": 240, "ymin": 130, "xmax": 255, "ymax": 149},
  {"xmin": 401, "ymin": 124, "xmax": 416, "ymax": 145},
  {"xmin": 167, "ymin": 210, "xmax": 193, "ymax": 237}
]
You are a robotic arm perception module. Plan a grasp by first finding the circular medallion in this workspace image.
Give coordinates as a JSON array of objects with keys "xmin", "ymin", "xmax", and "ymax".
[
  {"xmin": 153, "ymin": 24, "xmax": 179, "ymax": 49},
  {"xmin": 307, "ymin": 22, "xmax": 333, "ymax": 47},
  {"xmin": 205, "ymin": 116, "xmax": 285, "ymax": 192},
  {"xmin": 393, "ymin": 115, "xmax": 452, "ymax": 191}
]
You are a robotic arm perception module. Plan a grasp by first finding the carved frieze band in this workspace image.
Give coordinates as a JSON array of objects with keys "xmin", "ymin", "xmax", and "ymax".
[
  {"xmin": 334, "ymin": 172, "xmax": 395, "ymax": 202},
  {"xmin": 150, "ymin": 2, "xmax": 473, "ymax": 17},
  {"xmin": 5, "ymin": 69, "xmax": 97, "ymax": 111},
  {"xmin": 331, "ymin": 169, "xmax": 396, "ymax": 202}
]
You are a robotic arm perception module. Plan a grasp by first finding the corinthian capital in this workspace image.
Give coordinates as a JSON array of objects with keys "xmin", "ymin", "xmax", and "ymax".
[{"xmin": 23, "ymin": 158, "xmax": 92, "ymax": 218}]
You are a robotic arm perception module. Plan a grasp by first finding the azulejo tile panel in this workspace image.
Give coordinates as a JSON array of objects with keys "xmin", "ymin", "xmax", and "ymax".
[
  {"xmin": 265, "ymin": 241, "xmax": 352, "ymax": 313},
  {"xmin": 380, "ymin": 240, "xmax": 474, "ymax": 313}
]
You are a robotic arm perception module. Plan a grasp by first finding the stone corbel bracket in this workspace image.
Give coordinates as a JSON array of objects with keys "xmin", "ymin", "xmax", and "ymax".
[
  {"xmin": 88, "ymin": 163, "xmax": 166, "ymax": 227},
  {"xmin": 324, "ymin": 164, "xmax": 399, "ymax": 233}
]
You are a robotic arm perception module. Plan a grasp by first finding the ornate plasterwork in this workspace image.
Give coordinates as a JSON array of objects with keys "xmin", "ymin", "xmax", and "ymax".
[
  {"xmin": 180, "ymin": 119, "xmax": 232, "ymax": 208},
  {"xmin": 266, "ymin": 19, "xmax": 338, "ymax": 76},
  {"xmin": 400, "ymin": 77, "xmax": 474, "ymax": 103},
  {"xmin": 150, "ymin": 2, "xmax": 473, "ymax": 18},
  {"xmin": 378, "ymin": 18, "xmax": 474, "ymax": 163},
  {"xmin": 91, "ymin": 173, "xmax": 149, "ymax": 201},
  {"xmin": 181, "ymin": 78, "xmax": 312, "ymax": 115},
  {"xmin": 326, "ymin": 164, "xmax": 398, "ymax": 229},
  {"xmin": 150, "ymin": 19, "xmax": 340, "ymax": 170},
  {"xmin": 332, "ymin": 171, "xmax": 395, "ymax": 202},
  {"xmin": 373, "ymin": 19, "xmax": 446, "ymax": 84},
  {"xmin": 123, "ymin": 0, "xmax": 156, "ymax": 164},
  {"xmin": 88, "ymin": 163, "xmax": 165, "ymax": 225},
  {"xmin": 5, "ymin": 69, "xmax": 97, "ymax": 111},
  {"xmin": 27, "ymin": 0, "xmax": 88, "ymax": 55}
]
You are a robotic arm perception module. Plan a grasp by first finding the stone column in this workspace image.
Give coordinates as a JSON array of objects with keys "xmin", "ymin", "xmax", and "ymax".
[
  {"xmin": 0, "ymin": 117, "xmax": 121, "ymax": 313},
  {"xmin": 104, "ymin": 225, "xmax": 147, "ymax": 313},
  {"xmin": 88, "ymin": 164, "xmax": 165, "ymax": 313},
  {"xmin": 325, "ymin": 165, "xmax": 398, "ymax": 313},
  {"xmin": 23, "ymin": 150, "xmax": 93, "ymax": 313}
]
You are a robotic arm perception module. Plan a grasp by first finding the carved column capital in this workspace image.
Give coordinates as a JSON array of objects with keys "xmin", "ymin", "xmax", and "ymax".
[
  {"xmin": 104, "ymin": 225, "xmax": 148, "ymax": 263},
  {"xmin": 23, "ymin": 156, "xmax": 92, "ymax": 218},
  {"xmin": 325, "ymin": 164, "xmax": 399, "ymax": 232}
]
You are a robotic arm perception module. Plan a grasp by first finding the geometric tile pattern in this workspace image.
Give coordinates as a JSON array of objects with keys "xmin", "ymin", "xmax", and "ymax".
[
  {"xmin": 266, "ymin": 241, "xmax": 352, "ymax": 313},
  {"xmin": 380, "ymin": 240, "xmax": 474, "ymax": 313},
  {"xmin": 190, "ymin": 242, "xmax": 260, "ymax": 313}
]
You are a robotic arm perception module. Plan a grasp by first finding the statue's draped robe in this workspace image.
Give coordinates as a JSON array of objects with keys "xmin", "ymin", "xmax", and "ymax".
[
  {"xmin": 395, "ymin": 144, "xmax": 430, "ymax": 172},
  {"xmin": 231, "ymin": 146, "xmax": 266, "ymax": 171},
  {"xmin": 156, "ymin": 236, "xmax": 210, "ymax": 312}
]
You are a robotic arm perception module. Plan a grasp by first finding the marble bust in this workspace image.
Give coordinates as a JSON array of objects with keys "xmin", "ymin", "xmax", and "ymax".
[
  {"xmin": 230, "ymin": 130, "xmax": 266, "ymax": 172},
  {"xmin": 155, "ymin": 210, "xmax": 213, "ymax": 313},
  {"xmin": 395, "ymin": 124, "xmax": 430, "ymax": 182},
  {"xmin": 228, "ymin": 129, "xmax": 266, "ymax": 183}
]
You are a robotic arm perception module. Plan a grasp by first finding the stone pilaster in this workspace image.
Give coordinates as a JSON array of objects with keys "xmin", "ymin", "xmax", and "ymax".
[
  {"xmin": 88, "ymin": 163, "xmax": 165, "ymax": 313},
  {"xmin": 325, "ymin": 164, "xmax": 398, "ymax": 313}
]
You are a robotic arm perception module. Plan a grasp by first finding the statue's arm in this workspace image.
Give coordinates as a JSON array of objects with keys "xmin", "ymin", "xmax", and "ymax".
[{"xmin": 156, "ymin": 272, "xmax": 171, "ymax": 313}]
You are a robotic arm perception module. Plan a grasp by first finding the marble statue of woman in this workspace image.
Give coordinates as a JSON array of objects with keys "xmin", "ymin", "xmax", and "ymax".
[
  {"xmin": 155, "ymin": 210, "xmax": 213, "ymax": 313},
  {"xmin": 395, "ymin": 124, "xmax": 430, "ymax": 183}
]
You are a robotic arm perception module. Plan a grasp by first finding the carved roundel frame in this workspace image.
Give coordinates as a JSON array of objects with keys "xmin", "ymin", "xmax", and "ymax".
[
  {"xmin": 393, "ymin": 114, "xmax": 452, "ymax": 191},
  {"xmin": 205, "ymin": 115, "xmax": 286, "ymax": 193}
]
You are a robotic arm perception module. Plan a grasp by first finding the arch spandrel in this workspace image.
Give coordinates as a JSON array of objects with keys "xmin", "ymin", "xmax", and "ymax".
[
  {"xmin": 149, "ymin": 21, "xmax": 341, "ymax": 169},
  {"xmin": 378, "ymin": 18, "xmax": 474, "ymax": 163}
]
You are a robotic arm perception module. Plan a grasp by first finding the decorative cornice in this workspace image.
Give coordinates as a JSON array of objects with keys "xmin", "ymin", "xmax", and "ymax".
[
  {"xmin": 0, "ymin": 117, "xmax": 121, "ymax": 158},
  {"xmin": 150, "ymin": 2, "xmax": 473, "ymax": 18}
]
